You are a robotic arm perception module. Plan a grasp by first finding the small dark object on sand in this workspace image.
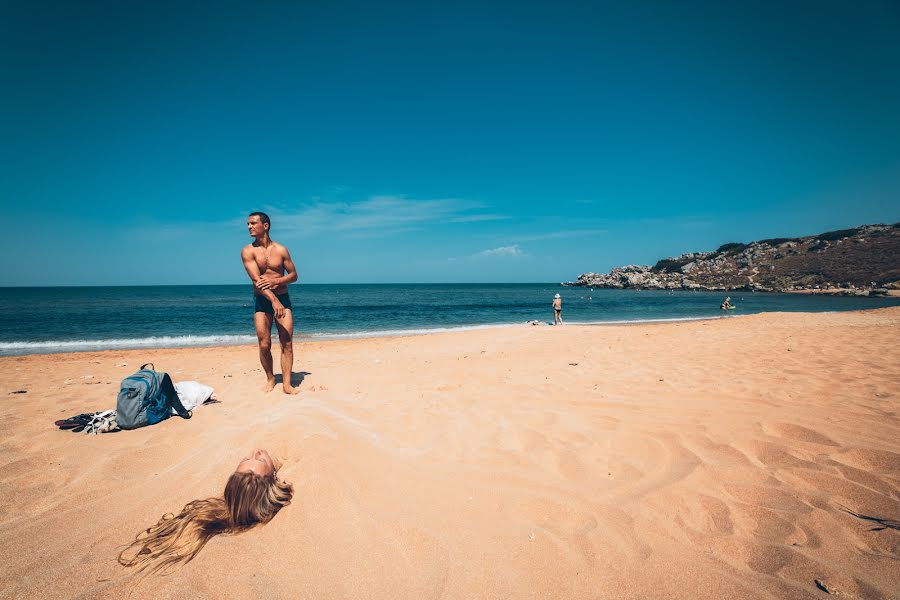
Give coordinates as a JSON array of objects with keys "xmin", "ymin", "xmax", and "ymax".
[
  {"xmin": 814, "ymin": 579, "xmax": 833, "ymax": 593},
  {"xmin": 840, "ymin": 505, "xmax": 900, "ymax": 531},
  {"xmin": 568, "ymin": 363, "xmax": 578, "ymax": 366},
  {"xmin": 10, "ymin": 390, "xmax": 27, "ymax": 394},
  {"xmin": 55, "ymin": 413, "xmax": 95, "ymax": 432}
]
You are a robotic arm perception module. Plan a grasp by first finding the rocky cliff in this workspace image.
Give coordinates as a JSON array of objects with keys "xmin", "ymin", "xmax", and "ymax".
[{"xmin": 563, "ymin": 223, "xmax": 900, "ymax": 295}]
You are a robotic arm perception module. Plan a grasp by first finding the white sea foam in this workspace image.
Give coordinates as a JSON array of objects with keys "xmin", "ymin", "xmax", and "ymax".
[
  {"xmin": 0, "ymin": 324, "xmax": 528, "ymax": 354},
  {"xmin": 0, "ymin": 335, "xmax": 258, "ymax": 356}
]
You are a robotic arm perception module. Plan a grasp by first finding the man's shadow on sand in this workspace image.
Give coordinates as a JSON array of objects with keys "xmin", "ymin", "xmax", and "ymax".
[{"xmin": 274, "ymin": 371, "xmax": 310, "ymax": 387}]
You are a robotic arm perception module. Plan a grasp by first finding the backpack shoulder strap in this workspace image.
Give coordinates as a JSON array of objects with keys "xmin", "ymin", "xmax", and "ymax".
[{"xmin": 160, "ymin": 373, "xmax": 192, "ymax": 419}]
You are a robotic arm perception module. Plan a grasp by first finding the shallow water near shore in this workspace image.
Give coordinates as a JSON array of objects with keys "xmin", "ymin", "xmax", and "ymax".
[{"xmin": 1, "ymin": 283, "xmax": 898, "ymax": 355}]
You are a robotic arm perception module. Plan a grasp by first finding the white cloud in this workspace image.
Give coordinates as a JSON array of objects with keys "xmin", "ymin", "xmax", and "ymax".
[
  {"xmin": 442, "ymin": 244, "xmax": 527, "ymax": 263},
  {"xmin": 268, "ymin": 196, "xmax": 505, "ymax": 237},
  {"xmin": 473, "ymin": 244, "xmax": 524, "ymax": 258},
  {"xmin": 448, "ymin": 213, "xmax": 511, "ymax": 223}
]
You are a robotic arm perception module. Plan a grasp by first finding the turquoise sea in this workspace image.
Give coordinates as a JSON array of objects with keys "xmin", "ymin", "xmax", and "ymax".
[{"xmin": 0, "ymin": 284, "xmax": 897, "ymax": 356}]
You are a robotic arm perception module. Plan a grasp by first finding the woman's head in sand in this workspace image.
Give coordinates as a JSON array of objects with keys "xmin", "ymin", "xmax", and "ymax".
[
  {"xmin": 236, "ymin": 447, "xmax": 277, "ymax": 477},
  {"xmin": 119, "ymin": 449, "xmax": 292, "ymax": 574}
]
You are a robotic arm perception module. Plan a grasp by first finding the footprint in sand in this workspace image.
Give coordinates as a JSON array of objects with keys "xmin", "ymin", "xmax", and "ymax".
[
  {"xmin": 742, "ymin": 544, "xmax": 798, "ymax": 575},
  {"xmin": 730, "ymin": 503, "xmax": 813, "ymax": 547},
  {"xmin": 722, "ymin": 483, "xmax": 812, "ymax": 513},
  {"xmin": 509, "ymin": 498, "xmax": 626, "ymax": 563},
  {"xmin": 739, "ymin": 440, "xmax": 821, "ymax": 470},
  {"xmin": 670, "ymin": 493, "xmax": 734, "ymax": 536}
]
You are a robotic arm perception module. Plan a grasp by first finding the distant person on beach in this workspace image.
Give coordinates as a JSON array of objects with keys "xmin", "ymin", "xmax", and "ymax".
[
  {"xmin": 241, "ymin": 212, "xmax": 300, "ymax": 394},
  {"xmin": 119, "ymin": 448, "xmax": 292, "ymax": 574},
  {"xmin": 553, "ymin": 293, "xmax": 563, "ymax": 325}
]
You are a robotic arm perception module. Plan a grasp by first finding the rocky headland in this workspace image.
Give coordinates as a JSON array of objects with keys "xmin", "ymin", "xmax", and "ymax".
[{"xmin": 563, "ymin": 223, "xmax": 900, "ymax": 295}]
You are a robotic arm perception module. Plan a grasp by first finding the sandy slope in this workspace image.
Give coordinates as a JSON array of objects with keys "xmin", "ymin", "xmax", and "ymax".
[{"xmin": 0, "ymin": 308, "xmax": 898, "ymax": 599}]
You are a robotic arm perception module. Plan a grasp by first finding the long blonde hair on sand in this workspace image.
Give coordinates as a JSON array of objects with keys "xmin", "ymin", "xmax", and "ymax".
[{"xmin": 119, "ymin": 471, "xmax": 293, "ymax": 574}]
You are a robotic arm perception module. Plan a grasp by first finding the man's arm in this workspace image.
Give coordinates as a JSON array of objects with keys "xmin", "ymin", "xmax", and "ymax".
[
  {"xmin": 241, "ymin": 247, "xmax": 280, "ymax": 304},
  {"xmin": 278, "ymin": 247, "xmax": 298, "ymax": 285},
  {"xmin": 256, "ymin": 245, "xmax": 298, "ymax": 288}
]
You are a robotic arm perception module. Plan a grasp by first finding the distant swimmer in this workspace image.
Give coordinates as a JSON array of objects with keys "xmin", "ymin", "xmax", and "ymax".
[
  {"xmin": 553, "ymin": 293, "xmax": 563, "ymax": 325},
  {"xmin": 720, "ymin": 296, "xmax": 734, "ymax": 310}
]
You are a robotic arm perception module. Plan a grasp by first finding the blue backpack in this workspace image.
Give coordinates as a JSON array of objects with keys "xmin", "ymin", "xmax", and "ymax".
[{"xmin": 116, "ymin": 363, "xmax": 192, "ymax": 430}]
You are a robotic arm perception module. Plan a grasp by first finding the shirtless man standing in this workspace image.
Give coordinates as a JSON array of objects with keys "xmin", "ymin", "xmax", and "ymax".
[{"xmin": 241, "ymin": 212, "xmax": 300, "ymax": 394}]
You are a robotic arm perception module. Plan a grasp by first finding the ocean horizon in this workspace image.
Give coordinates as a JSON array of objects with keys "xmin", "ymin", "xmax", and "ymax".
[{"xmin": 1, "ymin": 283, "xmax": 898, "ymax": 356}]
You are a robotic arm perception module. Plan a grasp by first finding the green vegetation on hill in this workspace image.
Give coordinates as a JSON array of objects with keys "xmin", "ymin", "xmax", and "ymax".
[
  {"xmin": 651, "ymin": 258, "xmax": 693, "ymax": 273},
  {"xmin": 816, "ymin": 227, "xmax": 861, "ymax": 241},
  {"xmin": 759, "ymin": 237, "xmax": 801, "ymax": 246},
  {"xmin": 715, "ymin": 242, "xmax": 748, "ymax": 255}
]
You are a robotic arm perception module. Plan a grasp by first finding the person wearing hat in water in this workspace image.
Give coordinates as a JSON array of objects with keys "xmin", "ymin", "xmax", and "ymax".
[{"xmin": 552, "ymin": 293, "xmax": 563, "ymax": 325}]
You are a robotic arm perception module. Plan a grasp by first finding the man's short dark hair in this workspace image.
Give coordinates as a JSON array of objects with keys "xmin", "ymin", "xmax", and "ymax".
[{"xmin": 249, "ymin": 212, "xmax": 271, "ymax": 227}]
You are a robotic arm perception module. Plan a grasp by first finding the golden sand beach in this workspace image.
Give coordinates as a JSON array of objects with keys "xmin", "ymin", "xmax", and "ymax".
[{"xmin": 0, "ymin": 308, "xmax": 898, "ymax": 599}]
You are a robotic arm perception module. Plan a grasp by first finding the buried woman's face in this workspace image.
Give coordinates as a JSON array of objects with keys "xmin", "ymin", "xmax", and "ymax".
[{"xmin": 235, "ymin": 448, "xmax": 276, "ymax": 477}]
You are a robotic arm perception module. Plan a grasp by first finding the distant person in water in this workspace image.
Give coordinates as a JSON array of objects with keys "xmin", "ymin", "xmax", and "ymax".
[
  {"xmin": 241, "ymin": 212, "xmax": 300, "ymax": 394},
  {"xmin": 119, "ymin": 449, "xmax": 292, "ymax": 574},
  {"xmin": 553, "ymin": 293, "xmax": 563, "ymax": 325},
  {"xmin": 720, "ymin": 296, "xmax": 731, "ymax": 310}
]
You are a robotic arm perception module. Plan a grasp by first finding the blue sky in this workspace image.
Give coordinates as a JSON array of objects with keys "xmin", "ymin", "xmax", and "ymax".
[{"xmin": 1, "ymin": 0, "xmax": 898, "ymax": 285}]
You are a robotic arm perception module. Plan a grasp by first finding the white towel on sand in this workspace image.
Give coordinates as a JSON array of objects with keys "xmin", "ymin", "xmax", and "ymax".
[{"xmin": 173, "ymin": 381, "xmax": 217, "ymax": 412}]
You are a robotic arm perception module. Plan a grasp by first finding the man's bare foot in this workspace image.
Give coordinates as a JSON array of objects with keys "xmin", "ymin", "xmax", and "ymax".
[
  {"xmin": 261, "ymin": 378, "xmax": 276, "ymax": 392},
  {"xmin": 282, "ymin": 385, "xmax": 300, "ymax": 395}
]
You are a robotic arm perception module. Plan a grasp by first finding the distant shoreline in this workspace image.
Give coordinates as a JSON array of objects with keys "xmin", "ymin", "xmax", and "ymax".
[
  {"xmin": 4, "ymin": 306, "xmax": 900, "ymax": 358},
  {"xmin": 782, "ymin": 287, "xmax": 900, "ymax": 297},
  {"xmin": 2, "ymin": 285, "xmax": 898, "ymax": 357}
]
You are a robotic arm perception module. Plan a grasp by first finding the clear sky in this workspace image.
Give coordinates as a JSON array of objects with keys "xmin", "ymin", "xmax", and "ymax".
[{"xmin": 1, "ymin": 0, "xmax": 898, "ymax": 285}]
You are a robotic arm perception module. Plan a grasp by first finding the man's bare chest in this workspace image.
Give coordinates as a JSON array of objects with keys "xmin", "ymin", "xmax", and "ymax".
[{"xmin": 254, "ymin": 247, "xmax": 284, "ymax": 273}]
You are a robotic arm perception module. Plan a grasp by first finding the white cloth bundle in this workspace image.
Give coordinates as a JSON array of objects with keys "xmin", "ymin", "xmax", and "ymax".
[
  {"xmin": 173, "ymin": 381, "xmax": 217, "ymax": 413},
  {"xmin": 83, "ymin": 410, "xmax": 117, "ymax": 435}
]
